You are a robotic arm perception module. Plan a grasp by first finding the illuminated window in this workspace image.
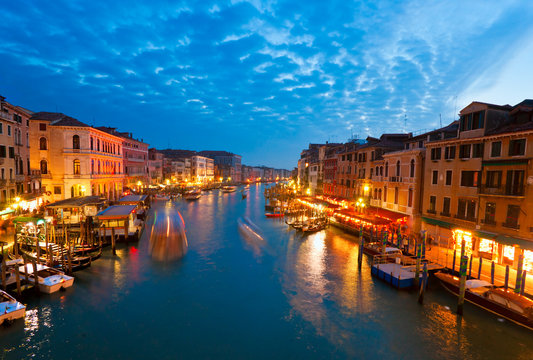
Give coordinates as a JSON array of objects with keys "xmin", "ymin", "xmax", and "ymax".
[{"xmin": 73, "ymin": 159, "xmax": 80, "ymax": 175}]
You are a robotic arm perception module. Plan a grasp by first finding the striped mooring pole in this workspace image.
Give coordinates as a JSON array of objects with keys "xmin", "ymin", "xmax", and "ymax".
[{"xmin": 457, "ymin": 255, "xmax": 469, "ymax": 316}]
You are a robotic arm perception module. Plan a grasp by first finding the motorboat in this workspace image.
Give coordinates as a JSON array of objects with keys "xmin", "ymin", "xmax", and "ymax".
[
  {"xmin": 221, "ymin": 186, "xmax": 237, "ymax": 193},
  {"xmin": 18, "ymin": 263, "xmax": 74, "ymax": 294},
  {"xmin": 435, "ymin": 271, "xmax": 533, "ymax": 330},
  {"xmin": 154, "ymin": 194, "xmax": 170, "ymax": 201},
  {"xmin": 265, "ymin": 212, "xmax": 284, "ymax": 218},
  {"xmin": 0, "ymin": 290, "xmax": 25, "ymax": 325},
  {"xmin": 183, "ymin": 189, "xmax": 202, "ymax": 201}
]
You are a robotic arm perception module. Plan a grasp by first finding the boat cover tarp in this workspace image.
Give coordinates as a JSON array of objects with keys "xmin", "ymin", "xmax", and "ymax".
[{"xmin": 95, "ymin": 205, "xmax": 136, "ymax": 220}]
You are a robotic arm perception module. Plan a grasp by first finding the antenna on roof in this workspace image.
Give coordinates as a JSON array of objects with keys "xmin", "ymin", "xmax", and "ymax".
[
  {"xmin": 439, "ymin": 113, "xmax": 442, "ymax": 128},
  {"xmin": 404, "ymin": 114, "xmax": 407, "ymax": 133},
  {"xmin": 453, "ymin": 95, "xmax": 458, "ymax": 121}
]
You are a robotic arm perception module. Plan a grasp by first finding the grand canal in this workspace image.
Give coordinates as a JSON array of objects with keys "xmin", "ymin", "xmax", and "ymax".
[{"xmin": 1, "ymin": 184, "xmax": 532, "ymax": 359}]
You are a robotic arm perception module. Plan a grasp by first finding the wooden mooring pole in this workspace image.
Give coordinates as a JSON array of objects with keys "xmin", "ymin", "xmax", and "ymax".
[
  {"xmin": 520, "ymin": 271, "xmax": 527, "ymax": 295},
  {"xmin": 477, "ymin": 258, "xmax": 483, "ymax": 279},
  {"xmin": 1, "ymin": 254, "xmax": 6, "ymax": 290},
  {"xmin": 418, "ymin": 262, "xmax": 428, "ymax": 304},
  {"xmin": 414, "ymin": 242, "xmax": 421, "ymax": 288},
  {"xmin": 504, "ymin": 265, "xmax": 510, "ymax": 290},
  {"xmin": 515, "ymin": 252, "xmax": 524, "ymax": 294},
  {"xmin": 111, "ymin": 227, "xmax": 116, "ymax": 256},
  {"xmin": 457, "ymin": 255, "xmax": 468, "ymax": 316},
  {"xmin": 491, "ymin": 261, "xmax": 495, "ymax": 284},
  {"xmin": 358, "ymin": 224, "xmax": 364, "ymax": 270}
]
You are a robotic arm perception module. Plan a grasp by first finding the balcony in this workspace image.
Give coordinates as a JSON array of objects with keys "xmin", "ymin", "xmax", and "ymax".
[
  {"xmin": 481, "ymin": 218, "xmax": 497, "ymax": 226},
  {"xmin": 439, "ymin": 212, "xmax": 451, "ymax": 217},
  {"xmin": 502, "ymin": 221, "xmax": 520, "ymax": 230},
  {"xmin": 427, "ymin": 209, "xmax": 436, "ymax": 215},
  {"xmin": 15, "ymin": 174, "xmax": 25, "ymax": 182},
  {"xmin": 0, "ymin": 179, "xmax": 6, "ymax": 187},
  {"xmin": 389, "ymin": 176, "xmax": 402, "ymax": 183},
  {"xmin": 480, "ymin": 184, "xmax": 524, "ymax": 197}
]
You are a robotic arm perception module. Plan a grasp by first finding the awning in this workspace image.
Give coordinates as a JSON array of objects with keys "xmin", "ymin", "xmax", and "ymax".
[
  {"xmin": 47, "ymin": 196, "xmax": 106, "ymax": 208},
  {"xmin": 336, "ymin": 209, "xmax": 391, "ymax": 226},
  {"xmin": 421, "ymin": 216, "xmax": 453, "ymax": 229},
  {"xmin": 482, "ymin": 160, "xmax": 528, "ymax": 167},
  {"xmin": 473, "ymin": 229, "xmax": 498, "ymax": 240},
  {"xmin": 95, "ymin": 205, "xmax": 136, "ymax": 220},
  {"xmin": 118, "ymin": 195, "xmax": 148, "ymax": 204},
  {"xmin": 370, "ymin": 206, "xmax": 407, "ymax": 221},
  {"xmin": 13, "ymin": 216, "xmax": 46, "ymax": 225},
  {"xmin": 495, "ymin": 234, "xmax": 533, "ymax": 252}
]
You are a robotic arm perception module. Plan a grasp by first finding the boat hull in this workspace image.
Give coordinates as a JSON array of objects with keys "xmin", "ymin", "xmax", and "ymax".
[
  {"xmin": 0, "ymin": 307, "xmax": 25, "ymax": 325},
  {"xmin": 436, "ymin": 274, "xmax": 533, "ymax": 330},
  {"xmin": 39, "ymin": 277, "xmax": 74, "ymax": 294}
]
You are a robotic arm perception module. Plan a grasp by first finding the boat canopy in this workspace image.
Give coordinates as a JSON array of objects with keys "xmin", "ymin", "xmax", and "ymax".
[
  {"xmin": 95, "ymin": 205, "xmax": 137, "ymax": 220},
  {"xmin": 118, "ymin": 195, "xmax": 148, "ymax": 205},
  {"xmin": 46, "ymin": 196, "xmax": 106, "ymax": 209},
  {"xmin": 0, "ymin": 208, "xmax": 14, "ymax": 216}
]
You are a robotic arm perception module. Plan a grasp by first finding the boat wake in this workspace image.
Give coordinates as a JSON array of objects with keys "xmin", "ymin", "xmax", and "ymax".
[{"xmin": 148, "ymin": 210, "xmax": 188, "ymax": 261}]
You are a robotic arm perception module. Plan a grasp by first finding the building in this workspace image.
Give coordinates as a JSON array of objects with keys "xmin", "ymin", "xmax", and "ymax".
[
  {"xmin": 30, "ymin": 112, "xmax": 125, "ymax": 200},
  {"xmin": 191, "ymin": 155, "xmax": 214, "ymax": 183},
  {"xmin": 148, "ymin": 148, "xmax": 164, "ymax": 184},
  {"xmin": 0, "ymin": 96, "xmax": 39, "ymax": 206},
  {"xmin": 197, "ymin": 151, "xmax": 242, "ymax": 182},
  {"xmin": 422, "ymin": 100, "xmax": 533, "ymax": 272},
  {"xmin": 97, "ymin": 127, "xmax": 149, "ymax": 191}
]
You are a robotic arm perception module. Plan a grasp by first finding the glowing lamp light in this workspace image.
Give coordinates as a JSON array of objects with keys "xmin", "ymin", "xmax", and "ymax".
[
  {"xmin": 15, "ymin": 197, "xmax": 21, "ymax": 202},
  {"xmin": 363, "ymin": 185, "xmax": 369, "ymax": 192}
]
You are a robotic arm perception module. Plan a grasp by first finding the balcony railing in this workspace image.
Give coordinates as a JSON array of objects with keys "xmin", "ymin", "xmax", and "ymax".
[
  {"xmin": 455, "ymin": 214, "xmax": 477, "ymax": 222},
  {"xmin": 481, "ymin": 218, "xmax": 497, "ymax": 226},
  {"xmin": 0, "ymin": 111, "xmax": 11, "ymax": 121},
  {"xmin": 480, "ymin": 184, "xmax": 525, "ymax": 196}
]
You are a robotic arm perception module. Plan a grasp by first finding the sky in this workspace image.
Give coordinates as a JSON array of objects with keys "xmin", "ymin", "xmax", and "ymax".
[{"xmin": 1, "ymin": 0, "xmax": 533, "ymax": 169}]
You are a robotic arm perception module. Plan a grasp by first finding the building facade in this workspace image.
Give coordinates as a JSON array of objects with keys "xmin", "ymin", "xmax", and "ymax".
[{"xmin": 30, "ymin": 112, "xmax": 125, "ymax": 201}]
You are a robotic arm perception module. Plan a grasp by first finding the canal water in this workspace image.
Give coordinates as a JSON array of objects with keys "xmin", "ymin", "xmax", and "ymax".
[{"xmin": 1, "ymin": 184, "xmax": 532, "ymax": 359}]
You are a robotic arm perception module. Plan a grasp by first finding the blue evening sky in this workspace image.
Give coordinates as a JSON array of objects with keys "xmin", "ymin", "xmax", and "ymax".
[{"xmin": 1, "ymin": 0, "xmax": 532, "ymax": 169}]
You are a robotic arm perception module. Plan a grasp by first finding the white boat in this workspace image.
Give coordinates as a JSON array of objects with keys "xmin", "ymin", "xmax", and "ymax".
[
  {"xmin": 18, "ymin": 264, "xmax": 74, "ymax": 294},
  {"xmin": 0, "ymin": 290, "xmax": 25, "ymax": 325}
]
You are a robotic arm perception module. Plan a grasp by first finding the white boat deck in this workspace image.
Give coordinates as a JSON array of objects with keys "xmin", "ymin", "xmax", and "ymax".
[{"xmin": 374, "ymin": 263, "xmax": 416, "ymax": 280}]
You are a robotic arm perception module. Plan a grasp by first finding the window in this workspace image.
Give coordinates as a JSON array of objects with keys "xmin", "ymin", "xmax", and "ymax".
[
  {"xmin": 90, "ymin": 137, "xmax": 94, "ymax": 150},
  {"xmin": 461, "ymin": 171, "xmax": 479, "ymax": 187},
  {"xmin": 430, "ymin": 147, "xmax": 441, "ymax": 160},
  {"xmin": 394, "ymin": 187, "xmax": 399, "ymax": 204},
  {"xmin": 396, "ymin": 161, "xmax": 401, "ymax": 176},
  {"xmin": 509, "ymin": 139, "xmax": 526, "ymax": 156},
  {"xmin": 385, "ymin": 162, "xmax": 388, "ymax": 177},
  {"xmin": 442, "ymin": 197, "xmax": 451, "ymax": 216},
  {"xmin": 484, "ymin": 202, "xmax": 496, "ymax": 225},
  {"xmin": 459, "ymin": 144, "xmax": 471, "ymax": 158},
  {"xmin": 0, "ymin": 169, "xmax": 3, "ymax": 179},
  {"xmin": 72, "ymin": 135, "xmax": 80, "ymax": 149},
  {"xmin": 40, "ymin": 160, "xmax": 48, "ymax": 174},
  {"xmin": 445, "ymin": 170, "xmax": 452, "ymax": 185},
  {"xmin": 428, "ymin": 196, "xmax": 436, "ymax": 213},
  {"xmin": 460, "ymin": 111, "xmax": 485, "ymax": 131},
  {"xmin": 39, "ymin": 123, "xmax": 47, "ymax": 131},
  {"xmin": 504, "ymin": 205, "xmax": 520, "ymax": 229},
  {"xmin": 39, "ymin": 137, "xmax": 47, "ymax": 150},
  {"xmin": 54, "ymin": 186, "xmax": 62, "ymax": 195},
  {"xmin": 342, "ymin": 155, "xmax": 345, "ymax": 161},
  {"xmin": 383, "ymin": 186, "xmax": 387, "ymax": 202},
  {"xmin": 418, "ymin": 140, "xmax": 424, "ymax": 148},
  {"xmin": 457, "ymin": 199, "xmax": 476, "ymax": 220},
  {"xmin": 432, "ymin": 170, "xmax": 438, "ymax": 185},
  {"xmin": 97, "ymin": 139, "xmax": 100, "ymax": 151},
  {"xmin": 7, "ymin": 125, "xmax": 11, "ymax": 136},
  {"xmin": 0, "ymin": 146, "xmax": 5, "ymax": 158},
  {"xmin": 73, "ymin": 159, "xmax": 80, "ymax": 175},
  {"xmin": 491, "ymin": 141, "xmax": 501, "ymax": 157},
  {"xmin": 410, "ymin": 159, "xmax": 415, "ymax": 177},
  {"xmin": 0, "ymin": 123, "xmax": 2, "ymax": 134},
  {"xmin": 408, "ymin": 188, "xmax": 413, "ymax": 207},
  {"xmin": 506, "ymin": 170, "xmax": 524, "ymax": 195},
  {"xmin": 444, "ymin": 146, "xmax": 455, "ymax": 160},
  {"xmin": 486, "ymin": 171, "xmax": 502, "ymax": 188},
  {"xmin": 8, "ymin": 147, "xmax": 14, "ymax": 159},
  {"xmin": 472, "ymin": 143, "xmax": 484, "ymax": 158},
  {"xmin": 347, "ymin": 154, "xmax": 352, "ymax": 161}
]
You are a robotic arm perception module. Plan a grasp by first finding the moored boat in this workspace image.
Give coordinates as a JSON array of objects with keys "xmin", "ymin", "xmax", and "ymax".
[
  {"xmin": 0, "ymin": 290, "xmax": 25, "ymax": 325},
  {"xmin": 435, "ymin": 271, "xmax": 533, "ymax": 330},
  {"xmin": 18, "ymin": 264, "xmax": 74, "ymax": 294},
  {"xmin": 265, "ymin": 212, "xmax": 284, "ymax": 218}
]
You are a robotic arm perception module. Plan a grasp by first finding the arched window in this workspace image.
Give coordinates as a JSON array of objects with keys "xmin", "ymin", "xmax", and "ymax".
[
  {"xmin": 410, "ymin": 159, "xmax": 415, "ymax": 178},
  {"xmin": 97, "ymin": 139, "xmax": 100, "ymax": 151},
  {"xmin": 385, "ymin": 162, "xmax": 388, "ymax": 177},
  {"xmin": 39, "ymin": 137, "xmax": 47, "ymax": 150},
  {"xmin": 91, "ymin": 160, "xmax": 94, "ymax": 174},
  {"xmin": 396, "ymin": 160, "xmax": 401, "ymax": 177},
  {"xmin": 98, "ymin": 160, "xmax": 101, "ymax": 174},
  {"xmin": 380, "ymin": 166, "xmax": 383, "ymax": 176},
  {"xmin": 40, "ymin": 160, "xmax": 48, "ymax": 174},
  {"xmin": 73, "ymin": 159, "xmax": 80, "ymax": 175},
  {"xmin": 90, "ymin": 137, "xmax": 94, "ymax": 150},
  {"xmin": 73, "ymin": 135, "xmax": 80, "ymax": 149}
]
